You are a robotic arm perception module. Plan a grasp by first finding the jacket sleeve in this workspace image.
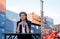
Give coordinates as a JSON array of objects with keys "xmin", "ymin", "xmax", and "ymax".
[
  {"xmin": 27, "ymin": 21, "xmax": 31, "ymax": 33},
  {"xmin": 17, "ymin": 21, "xmax": 20, "ymax": 28}
]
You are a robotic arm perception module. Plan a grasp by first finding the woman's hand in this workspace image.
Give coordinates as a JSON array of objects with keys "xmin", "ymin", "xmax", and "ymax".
[
  {"xmin": 16, "ymin": 28, "xmax": 20, "ymax": 33},
  {"xmin": 21, "ymin": 21, "xmax": 28, "ymax": 26},
  {"xmin": 24, "ymin": 22, "xmax": 28, "ymax": 26}
]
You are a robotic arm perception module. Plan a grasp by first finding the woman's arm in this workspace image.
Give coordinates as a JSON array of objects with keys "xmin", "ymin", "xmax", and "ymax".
[
  {"xmin": 16, "ymin": 23, "xmax": 21, "ymax": 33},
  {"xmin": 25, "ymin": 23, "xmax": 29, "ymax": 33}
]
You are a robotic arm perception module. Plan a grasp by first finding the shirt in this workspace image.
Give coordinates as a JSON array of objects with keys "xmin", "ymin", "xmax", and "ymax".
[{"xmin": 22, "ymin": 24, "xmax": 25, "ymax": 33}]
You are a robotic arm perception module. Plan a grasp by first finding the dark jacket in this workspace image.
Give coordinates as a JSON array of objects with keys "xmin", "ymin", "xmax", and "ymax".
[{"xmin": 17, "ymin": 20, "xmax": 31, "ymax": 33}]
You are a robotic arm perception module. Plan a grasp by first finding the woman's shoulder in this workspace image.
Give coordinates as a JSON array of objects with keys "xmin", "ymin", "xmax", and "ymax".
[{"xmin": 27, "ymin": 20, "xmax": 31, "ymax": 23}]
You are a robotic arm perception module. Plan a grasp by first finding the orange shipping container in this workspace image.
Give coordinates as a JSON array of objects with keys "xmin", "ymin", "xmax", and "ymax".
[
  {"xmin": 27, "ymin": 13, "xmax": 41, "ymax": 25},
  {"xmin": 0, "ymin": 0, "xmax": 6, "ymax": 14}
]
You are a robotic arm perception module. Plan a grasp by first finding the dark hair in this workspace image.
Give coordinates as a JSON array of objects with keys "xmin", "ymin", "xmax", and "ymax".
[
  {"xmin": 19, "ymin": 12, "xmax": 28, "ymax": 22},
  {"xmin": 19, "ymin": 12, "xmax": 27, "ymax": 16}
]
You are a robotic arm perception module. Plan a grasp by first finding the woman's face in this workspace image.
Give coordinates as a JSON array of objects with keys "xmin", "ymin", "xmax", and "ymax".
[{"xmin": 20, "ymin": 14, "xmax": 26, "ymax": 21}]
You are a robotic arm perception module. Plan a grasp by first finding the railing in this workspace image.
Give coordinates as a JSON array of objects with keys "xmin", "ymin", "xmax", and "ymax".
[{"xmin": 4, "ymin": 33, "xmax": 41, "ymax": 39}]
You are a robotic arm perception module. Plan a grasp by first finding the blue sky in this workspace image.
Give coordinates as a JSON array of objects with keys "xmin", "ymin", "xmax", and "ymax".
[{"xmin": 6, "ymin": 0, "xmax": 60, "ymax": 25}]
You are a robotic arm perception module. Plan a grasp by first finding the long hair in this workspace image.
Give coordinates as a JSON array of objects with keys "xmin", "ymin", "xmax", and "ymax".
[{"xmin": 19, "ymin": 12, "xmax": 28, "ymax": 22}]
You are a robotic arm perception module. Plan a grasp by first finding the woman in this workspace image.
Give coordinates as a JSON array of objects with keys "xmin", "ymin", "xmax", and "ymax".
[{"xmin": 16, "ymin": 12, "xmax": 33, "ymax": 39}]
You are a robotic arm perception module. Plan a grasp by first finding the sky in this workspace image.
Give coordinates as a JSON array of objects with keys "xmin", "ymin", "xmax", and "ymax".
[{"xmin": 6, "ymin": 0, "xmax": 60, "ymax": 25}]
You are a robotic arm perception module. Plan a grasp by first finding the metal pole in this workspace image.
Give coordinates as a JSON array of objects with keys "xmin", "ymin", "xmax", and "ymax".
[{"xmin": 40, "ymin": 0, "xmax": 44, "ymax": 39}]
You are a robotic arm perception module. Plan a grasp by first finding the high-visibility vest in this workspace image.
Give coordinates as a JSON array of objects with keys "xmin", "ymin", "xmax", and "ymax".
[
  {"xmin": 47, "ymin": 31, "xmax": 58, "ymax": 39},
  {"xmin": 43, "ymin": 36, "xmax": 48, "ymax": 39},
  {"xmin": 43, "ymin": 31, "xmax": 58, "ymax": 39}
]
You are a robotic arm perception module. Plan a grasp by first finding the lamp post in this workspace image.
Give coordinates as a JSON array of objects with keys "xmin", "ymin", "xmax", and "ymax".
[{"xmin": 40, "ymin": 0, "xmax": 44, "ymax": 39}]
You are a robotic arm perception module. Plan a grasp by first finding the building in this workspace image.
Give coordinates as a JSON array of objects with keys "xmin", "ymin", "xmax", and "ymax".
[
  {"xmin": 44, "ymin": 16, "xmax": 54, "ymax": 28},
  {"xmin": 5, "ymin": 10, "xmax": 19, "ymax": 33},
  {"xmin": 0, "ymin": 12, "xmax": 5, "ymax": 39},
  {"xmin": 0, "ymin": 0, "xmax": 6, "ymax": 39}
]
